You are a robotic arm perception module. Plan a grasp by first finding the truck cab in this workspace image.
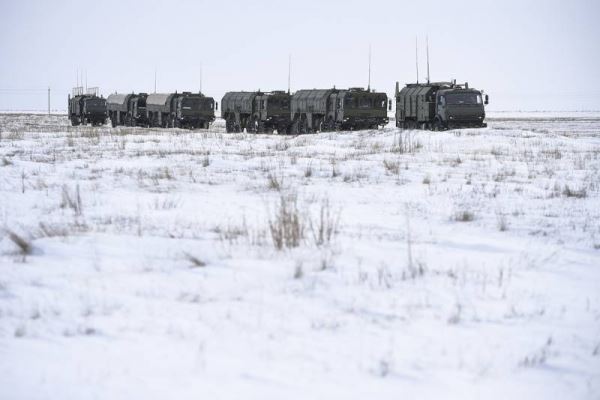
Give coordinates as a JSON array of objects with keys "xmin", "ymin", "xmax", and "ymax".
[
  {"xmin": 176, "ymin": 93, "xmax": 215, "ymax": 128},
  {"xmin": 252, "ymin": 91, "xmax": 291, "ymax": 133},
  {"xmin": 435, "ymin": 88, "xmax": 487, "ymax": 129}
]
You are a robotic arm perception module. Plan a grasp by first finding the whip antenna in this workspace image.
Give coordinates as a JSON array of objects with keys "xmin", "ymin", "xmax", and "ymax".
[
  {"xmin": 415, "ymin": 37, "xmax": 419, "ymax": 83},
  {"xmin": 426, "ymin": 35, "xmax": 430, "ymax": 84},
  {"xmin": 368, "ymin": 44, "xmax": 371, "ymax": 91},
  {"xmin": 287, "ymin": 54, "xmax": 291, "ymax": 94},
  {"xmin": 154, "ymin": 68, "xmax": 157, "ymax": 93}
]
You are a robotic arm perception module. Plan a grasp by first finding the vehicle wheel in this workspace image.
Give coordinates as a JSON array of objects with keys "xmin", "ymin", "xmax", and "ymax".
[
  {"xmin": 290, "ymin": 120, "xmax": 299, "ymax": 135},
  {"xmin": 328, "ymin": 118, "xmax": 337, "ymax": 131},
  {"xmin": 247, "ymin": 118, "xmax": 256, "ymax": 133},
  {"xmin": 299, "ymin": 118, "xmax": 308, "ymax": 134},
  {"xmin": 315, "ymin": 118, "xmax": 324, "ymax": 133}
]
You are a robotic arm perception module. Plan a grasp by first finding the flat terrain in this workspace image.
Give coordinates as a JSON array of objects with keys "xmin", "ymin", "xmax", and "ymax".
[{"xmin": 0, "ymin": 112, "xmax": 599, "ymax": 399}]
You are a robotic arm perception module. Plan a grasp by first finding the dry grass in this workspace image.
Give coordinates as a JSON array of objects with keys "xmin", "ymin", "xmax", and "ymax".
[
  {"xmin": 563, "ymin": 185, "xmax": 587, "ymax": 198},
  {"xmin": 7, "ymin": 231, "xmax": 32, "ymax": 256},
  {"xmin": 183, "ymin": 252, "xmax": 206, "ymax": 268},
  {"xmin": 309, "ymin": 198, "xmax": 340, "ymax": 247},
  {"xmin": 454, "ymin": 210, "xmax": 475, "ymax": 222},
  {"xmin": 383, "ymin": 159, "xmax": 400, "ymax": 175},
  {"xmin": 269, "ymin": 194, "xmax": 304, "ymax": 250},
  {"xmin": 267, "ymin": 173, "xmax": 282, "ymax": 191}
]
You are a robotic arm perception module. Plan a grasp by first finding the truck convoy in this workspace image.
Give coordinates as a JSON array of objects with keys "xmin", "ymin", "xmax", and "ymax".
[
  {"xmin": 68, "ymin": 79, "xmax": 488, "ymax": 132},
  {"xmin": 395, "ymin": 80, "xmax": 488, "ymax": 130}
]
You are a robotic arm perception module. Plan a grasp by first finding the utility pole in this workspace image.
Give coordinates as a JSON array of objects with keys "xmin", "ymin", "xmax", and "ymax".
[{"xmin": 47, "ymin": 86, "xmax": 50, "ymax": 115}]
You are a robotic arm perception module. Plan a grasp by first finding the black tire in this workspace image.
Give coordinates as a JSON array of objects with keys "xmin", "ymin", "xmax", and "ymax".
[
  {"xmin": 247, "ymin": 118, "xmax": 256, "ymax": 133},
  {"xmin": 299, "ymin": 118, "xmax": 307, "ymax": 134}
]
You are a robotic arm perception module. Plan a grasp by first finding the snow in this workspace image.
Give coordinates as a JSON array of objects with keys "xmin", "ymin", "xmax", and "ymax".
[{"xmin": 0, "ymin": 113, "xmax": 599, "ymax": 399}]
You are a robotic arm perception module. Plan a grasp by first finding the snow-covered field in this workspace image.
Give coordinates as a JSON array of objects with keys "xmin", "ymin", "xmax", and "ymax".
[{"xmin": 1, "ymin": 113, "xmax": 599, "ymax": 399}]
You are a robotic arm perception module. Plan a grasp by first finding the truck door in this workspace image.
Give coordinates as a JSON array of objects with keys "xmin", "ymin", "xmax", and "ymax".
[
  {"xmin": 328, "ymin": 94, "xmax": 335, "ymax": 122},
  {"xmin": 260, "ymin": 97, "xmax": 267, "ymax": 121}
]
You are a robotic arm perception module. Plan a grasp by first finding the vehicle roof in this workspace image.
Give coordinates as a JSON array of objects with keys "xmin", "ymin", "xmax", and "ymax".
[
  {"xmin": 106, "ymin": 93, "xmax": 131, "ymax": 106},
  {"xmin": 146, "ymin": 93, "xmax": 173, "ymax": 106}
]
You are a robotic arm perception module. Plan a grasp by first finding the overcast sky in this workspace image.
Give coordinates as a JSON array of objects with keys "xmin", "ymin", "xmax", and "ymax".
[{"xmin": 1, "ymin": 0, "xmax": 599, "ymax": 111}]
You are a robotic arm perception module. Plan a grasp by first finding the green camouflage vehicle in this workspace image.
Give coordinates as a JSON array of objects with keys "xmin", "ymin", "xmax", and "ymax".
[
  {"xmin": 146, "ymin": 92, "xmax": 215, "ymax": 129},
  {"xmin": 290, "ymin": 88, "xmax": 388, "ymax": 134},
  {"xmin": 395, "ymin": 80, "xmax": 488, "ymax": 130},
  {"xmin": 106, "ymin": 93, "xmax": 148, "ymax": 127},
  {"xmin": 68, "ymin": 88, "xmax": 107, "ymax": 126},
  {"xmin": 221, "ymin": 91, "xmax": 291, "ymax": 133}
]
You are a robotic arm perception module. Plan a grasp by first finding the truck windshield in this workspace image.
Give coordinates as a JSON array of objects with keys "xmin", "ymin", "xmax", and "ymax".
[
  {"xmin": 269, "ymin": 98, "xmax": 290, "ymax": 109},
  {"xmin": 86, "ymin": 99, "xmax": 105, "ymax": 107},
  {"xmin": 445, "ymin": 92, "xmax": 482, "ymax": 105},
  {"xmin": 358, "ymin": 97, "xmax": 373, "ymax": 108}
]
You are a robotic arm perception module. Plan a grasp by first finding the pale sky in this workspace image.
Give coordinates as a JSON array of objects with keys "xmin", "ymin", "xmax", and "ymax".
[{"xmin": 1, "ymin": 0, "xmax": 599, "ymax": 111}]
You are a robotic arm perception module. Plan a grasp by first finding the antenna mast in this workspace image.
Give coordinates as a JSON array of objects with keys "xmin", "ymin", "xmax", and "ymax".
[
  {"xmin": 415, "ymin": 37, "xmax": 419, "ymax": 84},
  {"xmin": 199, "ymin": 64, "xmax": 203, "ymax": 93},
  {"xmin": 368, "ymin": 44, "xmax": 371, "ymax": 91},
  {"xmin": 287, "ymin": 54, "xmax": 291, "ymax": 94},
  {"xmin": 85, "ymin": 69, "xmax": 88, "ymax": 92},
  {"xmin": 154, "ymin": 68, "xmax": 157, "ymax": 93},
  {"xmin": 426, "ymin": 35, "xmax": 430, "ymax": 84}
]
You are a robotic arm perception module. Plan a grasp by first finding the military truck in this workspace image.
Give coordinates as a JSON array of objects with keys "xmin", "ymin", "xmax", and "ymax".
[
  {"xmin": 221, "ymin": 92, "xmax": 258, "ymax": 133},
  {"xmin": 106, "ymin": 93, "xmax": 148, "ymax": 127},
  {"xmin": 146, "ymin": 92, "xmax": 215, "ymax": 129},
  {"xmin": 221, "ymin": 90, "xmax": 291, "ymax": 133},
  {"xmin": 290, "ymin": 88, "xmax": 389, "ymax": 134},
  {"xmin": 395, "ymin": 80, "xmax": 488, "ymax": 130},
  {"xmin": 67, "ymin": 87, "xmax": 107, "ymax": 126}
]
